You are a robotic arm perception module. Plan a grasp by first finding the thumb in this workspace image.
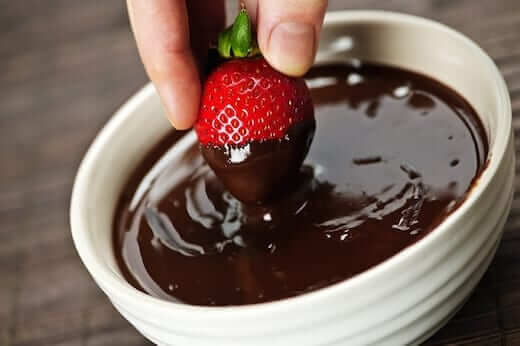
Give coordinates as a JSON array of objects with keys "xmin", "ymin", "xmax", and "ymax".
[{"xmin": 254, "ymin": 0, "xmax": 328, "ymax": 77}]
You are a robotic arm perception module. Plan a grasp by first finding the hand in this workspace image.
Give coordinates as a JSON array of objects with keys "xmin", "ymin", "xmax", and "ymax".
[{"xmin": 127, "ymin": 0, "xmax": 328, "ymax": 129}]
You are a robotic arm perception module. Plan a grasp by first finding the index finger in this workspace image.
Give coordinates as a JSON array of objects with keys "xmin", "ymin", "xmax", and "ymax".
[{"xmin": 127, "ymin": 0, "xmax": 200, "ymax": 129}]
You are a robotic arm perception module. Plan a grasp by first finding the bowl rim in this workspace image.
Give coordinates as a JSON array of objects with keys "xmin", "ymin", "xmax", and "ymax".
[{"xmin": 70, "ymin": 10, "xmax": 511, "ymax": 318}]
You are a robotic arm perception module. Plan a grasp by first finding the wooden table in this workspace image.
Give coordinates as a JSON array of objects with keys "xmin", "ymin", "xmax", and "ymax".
[{"xmin": 1, "ymin": 1, "xmax": 520, "ymax": 345}]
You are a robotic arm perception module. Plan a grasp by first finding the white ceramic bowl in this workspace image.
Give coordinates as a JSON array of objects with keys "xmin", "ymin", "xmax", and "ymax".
[{"xmin": 71, "ymin": 11, "xmax": 514, "ymax": 346}]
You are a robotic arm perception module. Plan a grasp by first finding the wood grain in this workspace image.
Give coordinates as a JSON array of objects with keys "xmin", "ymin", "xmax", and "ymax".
[{"xmin": 1, "ymin": 0, "xmax": 520, "ymax": 345}]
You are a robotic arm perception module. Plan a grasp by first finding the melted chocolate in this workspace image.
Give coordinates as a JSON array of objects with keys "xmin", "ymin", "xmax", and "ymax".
[{"xmin": 113, "ymin": 63, "xmax": 488, "ymax": 306}]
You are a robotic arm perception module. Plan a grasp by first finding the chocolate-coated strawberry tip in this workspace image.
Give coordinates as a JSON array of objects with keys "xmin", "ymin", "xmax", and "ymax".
[{"xmin": 200, "ymin": 118, "xmax": 316, "ymax": 204}]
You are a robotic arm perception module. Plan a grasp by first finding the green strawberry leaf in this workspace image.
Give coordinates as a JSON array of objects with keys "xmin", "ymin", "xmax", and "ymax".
[
  {"xmin": 230, "ymin": 9, "xmax": 252, "ymax": 57},
  {"xmin": 217, "ymin": 7, "xmax": 259, "ymax": 59},
  {"xmin": 217, "ymin": 27, "xmax": 233, "ymax": 58}
]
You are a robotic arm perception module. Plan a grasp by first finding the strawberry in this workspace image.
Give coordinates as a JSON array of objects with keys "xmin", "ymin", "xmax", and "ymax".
[
  {"xmin": 195, "ymin": 57, "xmax": 314, "ymax": 146},
  {"xmin": 195, "ymin": 7, "xmax": 315, "ymax": 204}
]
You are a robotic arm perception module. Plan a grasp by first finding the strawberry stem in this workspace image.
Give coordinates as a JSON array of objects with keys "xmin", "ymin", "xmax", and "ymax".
[{"xmin": 218, "ymin": 8, "xmax": 259, "ymax": 59}]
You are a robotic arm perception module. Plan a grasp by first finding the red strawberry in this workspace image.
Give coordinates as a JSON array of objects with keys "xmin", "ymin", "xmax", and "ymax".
[
  {"xmin": 195, "ymin": 57, "xmax": 313, "ymax": 146},
  {"xmin": 195, "ymin": 8, "xmax": 315, "ymax": 204}
]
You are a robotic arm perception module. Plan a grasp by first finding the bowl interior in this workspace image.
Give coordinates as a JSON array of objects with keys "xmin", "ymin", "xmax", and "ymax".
[
  {"xmin": 71, "ymin": 11, "xmax": 510, "ymax": 308},
  {"xmin": 317, "ymin": 12, "xmax": 509, "ymax": 148}
]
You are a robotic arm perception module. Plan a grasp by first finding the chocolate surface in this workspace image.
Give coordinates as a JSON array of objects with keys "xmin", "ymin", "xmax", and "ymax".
[{"xmin": 113, "ymin": 62, "xmax": 488, "ymax": 306}]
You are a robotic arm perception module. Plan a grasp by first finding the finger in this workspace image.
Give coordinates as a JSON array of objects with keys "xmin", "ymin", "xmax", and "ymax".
[
  {"xmin": 256, "ymin": 0, "xmax": 328, "ymax": 76},
  {"xmin": 127, "ymin": 0, "xmax": 199, "ymax": 129}
]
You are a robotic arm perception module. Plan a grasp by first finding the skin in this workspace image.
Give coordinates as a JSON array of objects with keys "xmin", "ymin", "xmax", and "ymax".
[{"xmin": 127, "ymin": 0, "xmax": 328, "ymax": 129}]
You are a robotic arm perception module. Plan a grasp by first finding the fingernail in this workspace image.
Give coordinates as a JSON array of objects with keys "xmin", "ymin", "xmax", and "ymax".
[{"xmin": 267, "ymin": 22, "xmax": 315, "ymax": 76}]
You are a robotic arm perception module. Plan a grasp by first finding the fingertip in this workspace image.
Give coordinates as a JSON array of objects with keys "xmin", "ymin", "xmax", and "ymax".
[
  {"xmin": 263, "ymin": 22, "xmax": 316, "ymax": 77},
  {"xmin": 255, "ymin": 0, "xmax": 327, "ymax": 76},
  {"xmin": 168, "ymin": 113, "xmax": 198, "ymax": 131},
  {"xmin": 157, "ymin": 80, "xmax": 200, "ymax": 130}
]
